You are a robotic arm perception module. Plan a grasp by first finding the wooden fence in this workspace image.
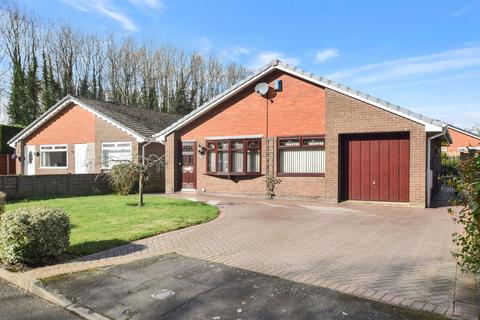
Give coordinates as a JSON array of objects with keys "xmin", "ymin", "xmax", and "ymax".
[
  {"xmin": 0, "ymin": 174, "xmax": 110, "ymax": 199},
  {"xmin": 0, "ymin": 154, "xmax": 15, "ymax": 175}
]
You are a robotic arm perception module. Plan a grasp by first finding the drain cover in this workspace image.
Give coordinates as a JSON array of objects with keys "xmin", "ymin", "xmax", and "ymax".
[{"xmin": 151, "ymin": 289, "xmax": 175, "ymax": 300}]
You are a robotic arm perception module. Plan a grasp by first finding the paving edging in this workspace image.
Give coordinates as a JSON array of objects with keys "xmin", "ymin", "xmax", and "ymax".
[{"xmin": 0, "ymin": 267, "xmax": 110, "ymax": 320}]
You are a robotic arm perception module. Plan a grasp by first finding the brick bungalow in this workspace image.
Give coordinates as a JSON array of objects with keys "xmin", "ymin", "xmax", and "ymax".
[
  {"xmin": 444, "ymin": 125, "xmax": 480, "ymax": 156},
  {"xmin": 155, "ymin": 60, "xmax": 451, "ymax": 207},
  {"xmin": 8, "ymin": 96, "xmax": 181, "ymax": 192}
]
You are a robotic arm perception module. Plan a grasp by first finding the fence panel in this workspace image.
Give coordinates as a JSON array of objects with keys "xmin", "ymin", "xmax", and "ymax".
[{"xmin": 0, "ymin": 174, "xmax": 110, "ymax": 199}]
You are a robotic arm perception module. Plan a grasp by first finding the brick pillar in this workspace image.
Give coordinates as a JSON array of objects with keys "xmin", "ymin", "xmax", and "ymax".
[{"xmin": 165, "ymin": 132, "xmax": 179, "ymax": 193}]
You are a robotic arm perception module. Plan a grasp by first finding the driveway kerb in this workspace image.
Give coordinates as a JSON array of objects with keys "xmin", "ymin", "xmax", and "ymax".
[{"xmin": 0, "ymin": 266, "xmax": 111, "ymax": 320}]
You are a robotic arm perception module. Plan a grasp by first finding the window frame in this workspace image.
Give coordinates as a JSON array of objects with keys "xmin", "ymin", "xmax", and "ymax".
[
  {"xmin": 101, "ymin": 141, "xmax": 133, "ymax": 169},
  {"xmin": 39, "ymin": 144, "xmax": 68, "ymax": 169},
  {"xmin": 206, "ymin": 138, "xmax": 262, "ymax": 176},
  {"xmin": 277, "ymin": 135, "xmax": 325, "ymax": 177}
]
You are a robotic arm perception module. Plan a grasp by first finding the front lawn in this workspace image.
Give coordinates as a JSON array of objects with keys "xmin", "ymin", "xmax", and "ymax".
[{"xmin": 6, "ymin": 195, "xmax": 218, "ymax": 256}]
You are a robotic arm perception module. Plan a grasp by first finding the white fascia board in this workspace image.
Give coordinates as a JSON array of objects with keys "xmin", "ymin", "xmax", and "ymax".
[{"xmin": 275, "ymin": 66, "xmax": 443, "ymax": 133}]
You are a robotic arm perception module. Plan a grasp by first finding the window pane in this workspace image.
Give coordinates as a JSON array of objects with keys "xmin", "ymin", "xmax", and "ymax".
[
  {"xmin": 248, "ymin": 141, "xmax": 259, "ymax": 149},
  {"xmin": 303, "ymin": 138, "xmax": 324, "ymax": 147},
  {"xmin": 103, "ymin": 147, "xmax": 132, "ymax": 168},
  {"xmin": 247, "ymin": 149, "xmax": 260, "ymax": 173},
  {"xmin": 279, "ymin": 138, "xmax": 300, "ymax": 147},
  {"xmin": 207, "ymin": 142, "xmax": 215, "ymax": 149},
  {"xmin": 231, "ymin": 141, "xmax": 243, "ymax": 149},
  {"xmin": 207, "ymin": 151, "xmax": 216, "ymax": 172},
  {"xmin": 218, "ymin": 141, "xmax": 228, "ymax": 150},
  {"xmin": 217, "ymin": 151, "xmax": 228, "ymax": 172},
  {"xmin": 41, "ymin": 151, "xmax": 67, "ymax": 167},
  {"xmin": 279, "ymin": 149, "xmax": 325, "ymax": 173},
  {"xmin": 232, "ymin": 150, "xmax": 243, "ymax": 172}
]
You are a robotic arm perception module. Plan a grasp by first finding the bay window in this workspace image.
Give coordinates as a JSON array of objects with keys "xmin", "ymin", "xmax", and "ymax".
[
  {"xmin": 40, "ymin": 145, "xmax": 68, "ymax": 168},
  {"xmin": 102, "ymin": 142, "xmax": 132, "ymax": 169},
  {"xmin": 278, "ymin": 136, "xmax": 325, "ymax": 176},
  {"xmin": 206, "ymin": 139, "xmax": 261, "ymax": 175}
]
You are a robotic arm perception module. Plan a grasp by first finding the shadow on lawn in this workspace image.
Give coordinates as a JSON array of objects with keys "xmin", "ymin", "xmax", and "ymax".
[{"xmin": 69, "ymin": 240, "xmax": 146, "ymax": 259}]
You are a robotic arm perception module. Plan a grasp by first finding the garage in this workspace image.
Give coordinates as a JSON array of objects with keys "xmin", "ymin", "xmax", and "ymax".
[{"xmin": 341, "ymin": 132, "xmax": 410, "ymax": 202}]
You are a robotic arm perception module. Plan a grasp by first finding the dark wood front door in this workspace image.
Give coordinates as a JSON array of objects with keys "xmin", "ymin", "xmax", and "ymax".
[
  {"xmin": 181, "ymin": 141, "xmax": 196, "ymax": 189},
  {"xmin": 341, "ymin": 133, "xmax": 410, "ymax": 202}
]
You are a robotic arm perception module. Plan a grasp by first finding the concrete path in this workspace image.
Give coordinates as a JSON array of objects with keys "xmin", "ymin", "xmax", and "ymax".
[{"xmin": 26, "ymin": 194, "xmax": 477, "ymax": 319}]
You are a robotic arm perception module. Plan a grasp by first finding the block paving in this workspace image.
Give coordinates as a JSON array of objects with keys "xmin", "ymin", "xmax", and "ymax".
[{"xmin": 26, "ymin": 195, "xmax": 478, "ymax": 319}]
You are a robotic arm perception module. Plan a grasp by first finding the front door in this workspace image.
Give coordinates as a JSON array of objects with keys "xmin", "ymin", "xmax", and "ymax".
[
  {"xmin": 74, "ymin": 144, "xmax": 88, "ymax": 174},
  {"xmin": 24, "ymin": 145, "xmax": 35, "ymax": 175},
  {"xmin": 181, "ymin": 141, "xmax": 196, "ymax": 189}
]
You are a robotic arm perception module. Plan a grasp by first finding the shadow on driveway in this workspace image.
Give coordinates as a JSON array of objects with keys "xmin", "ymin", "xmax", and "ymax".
[{"xmin": 42, "ymin": 253, "xmax": 447, "ymax": 320}]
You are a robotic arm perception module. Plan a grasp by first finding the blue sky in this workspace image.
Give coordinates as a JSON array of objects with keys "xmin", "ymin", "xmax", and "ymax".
[{"xmin": 24, "ymin": 0, "xmax": 480, "ymax": 129}]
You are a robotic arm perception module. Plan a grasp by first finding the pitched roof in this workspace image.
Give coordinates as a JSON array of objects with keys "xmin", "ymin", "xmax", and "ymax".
[
  {"xmin": 8, "ymin": 96, "xmax": 182, "ymax": 146},
  {"xmin": 74, "ymin": 97, "xmax": 182, "ymax": 138},
  {"xmin": 447, "ymin": 124, "xmax": 480, "ymax": 140},
  {"xmin": 154, "ymin": 60, "xmax": 445, "ymax": 140}
]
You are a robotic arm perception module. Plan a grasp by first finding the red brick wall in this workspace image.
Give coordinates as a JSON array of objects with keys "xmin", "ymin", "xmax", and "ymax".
[
  {"xmin": 181, "ymin": 70, "xmax": 325, "ymax": 139},
  {"xmin": 446, "ymin": 127, "xmax": 480, "ymax": 155},
  {"xmin": 175, "ymin": 70, "xmax": 327, "ymax": 197}
]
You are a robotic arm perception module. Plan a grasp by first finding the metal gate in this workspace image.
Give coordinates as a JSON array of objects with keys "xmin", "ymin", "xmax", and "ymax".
[{"xmin": 431, "ymin": 155, "xmax": 459, "ymax": 207}]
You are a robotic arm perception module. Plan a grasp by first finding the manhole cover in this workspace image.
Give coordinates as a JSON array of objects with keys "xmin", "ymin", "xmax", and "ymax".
[{"xmin": 151, "ymin": 289, "xmax": 175, "ymax": 300}]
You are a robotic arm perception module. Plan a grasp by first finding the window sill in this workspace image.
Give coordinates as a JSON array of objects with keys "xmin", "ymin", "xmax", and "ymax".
[
  {"xmin": 277, "ymin": 173, "xmax": 325, "ymax": 177},
  {"xmin": 39, "ymin": 167, "xmax": 68, "ymax": 170},
  {"xmin": 205, "ymin": 172, "xmax": 263, "ymax": 177}
]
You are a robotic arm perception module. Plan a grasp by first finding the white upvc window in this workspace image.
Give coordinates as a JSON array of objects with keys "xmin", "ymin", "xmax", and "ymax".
[
  {"xmin": 40, "ymin": 145, "xmax": 68, "ymax": 169},
  {"xmin": 101, "ymin": 142, "xmax": 132, "ymax": 169}
]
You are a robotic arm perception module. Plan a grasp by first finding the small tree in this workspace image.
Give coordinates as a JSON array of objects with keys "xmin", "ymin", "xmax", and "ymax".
[
  {"xmin": 449, "ymin": 153, "xmax": 480, "ymax": 273},
  {"xmin": 102, "ymin": 153, "xmax": 165, "ymax": 207}
]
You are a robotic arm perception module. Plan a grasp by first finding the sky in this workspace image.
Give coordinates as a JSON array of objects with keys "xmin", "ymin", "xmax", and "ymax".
[{"xmin": 21, "ymin": 0, "xmax": 480, "ymax": 129}]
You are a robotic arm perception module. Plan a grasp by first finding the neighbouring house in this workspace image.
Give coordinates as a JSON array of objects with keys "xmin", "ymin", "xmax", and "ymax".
[
  {"xmin": 0, "ymin": 124, "xmax": 23, "ymax": 175},
  {"xmin": 8, "ymin": 96, "xmax": 181, "ymax": 192},
  {"xmin": 443, "ymin": 125, "xmax": 480, "ymax": 156},
  {"xmin": 155, "ymin": 60, "xmax": 451, "ymax": 207}
]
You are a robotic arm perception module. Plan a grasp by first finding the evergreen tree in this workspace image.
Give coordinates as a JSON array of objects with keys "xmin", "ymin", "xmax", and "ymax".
[
  {"xmin": 41, "ymin": 51, "xmax": 55, "ymax": 111},
  {"xmin": 79, "ymin": 75, "xmax": 89, "ymax": 97},
  {"xmin": 8, "ymin": 60, "xmax": 28, "ymax": 125},
  {"xmin": 24, "ymin": 49, "xmax": 41, "ymax": 123},
  {"xmin": 97, "ymin": 73, "xmax": 104, "ymax": 101}
]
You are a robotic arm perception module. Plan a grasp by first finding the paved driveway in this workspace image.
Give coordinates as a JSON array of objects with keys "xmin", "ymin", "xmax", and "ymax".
[{"xmin": 28, "ymin": 195, "xmax": 469, "ymax": 317}]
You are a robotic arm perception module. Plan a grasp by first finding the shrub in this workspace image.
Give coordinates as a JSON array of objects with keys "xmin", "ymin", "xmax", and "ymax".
[
  {"xmin": 265, "ymin": 176, "xmax": 281, "ymax": 199},
  {"xmin": 0, "ymin": 207, "xmax": 70, "ymax": 265},
  {"xmin": 104, "ymin": 162, "xmax": 138, "ymax": 195},
  {"xmin": 449, "ymin": 154, "xmax": 480, "ymax": 273}
]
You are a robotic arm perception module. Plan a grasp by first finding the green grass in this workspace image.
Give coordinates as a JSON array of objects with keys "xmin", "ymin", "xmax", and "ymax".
[{"xmin": 6, "ymin": 195, "xmax": 219, "ymax": 256}]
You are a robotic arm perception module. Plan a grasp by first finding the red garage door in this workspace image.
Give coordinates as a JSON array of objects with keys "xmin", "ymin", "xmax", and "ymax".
[{"xmin": 341, "ymin": 133, "xmax": 410, "ymax": 202}]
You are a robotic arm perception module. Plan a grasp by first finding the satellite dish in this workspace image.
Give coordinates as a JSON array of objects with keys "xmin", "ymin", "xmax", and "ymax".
[{"xmin": 255, "ymin": 82, "xmax": 269, "ymax": 96}]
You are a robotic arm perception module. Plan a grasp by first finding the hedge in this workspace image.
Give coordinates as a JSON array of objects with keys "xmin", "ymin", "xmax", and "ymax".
[{"xmin": 0, "ymin": 207, "xmax": 70, "ymax": 265}]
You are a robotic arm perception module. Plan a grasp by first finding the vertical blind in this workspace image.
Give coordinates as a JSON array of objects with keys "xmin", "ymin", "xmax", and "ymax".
[{"xmin": 279, "ymin": 149, "xmax": 325, "ymax": 173}]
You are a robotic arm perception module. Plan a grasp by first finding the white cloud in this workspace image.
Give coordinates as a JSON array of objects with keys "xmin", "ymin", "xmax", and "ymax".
[
  {"xmin": 62, "ymin": 0, "xmax": 138, "ymax": 31},
  {"xmin": 249, "ymin": 51, "xmax": 300, "ymax": 69},
  {"xmin": 452, "ymin": 2, "xmax": 476, "ymax": 17},
  {"xmin": 314, "ymin": 48, "xmax": 340, "ymax": 63},
  {"xmin": 128, "ymin": 0, "xmax": 163, "ymax": 10},
  {"xmin": 327, "ymin": 46, "xmax": 480, "ymax": 84}
]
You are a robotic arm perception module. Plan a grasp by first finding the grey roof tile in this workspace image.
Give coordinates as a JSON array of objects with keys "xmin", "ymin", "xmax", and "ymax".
[{"xmin": 75, "ymin": 97, "xmax": 182, "ymax": 138}]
